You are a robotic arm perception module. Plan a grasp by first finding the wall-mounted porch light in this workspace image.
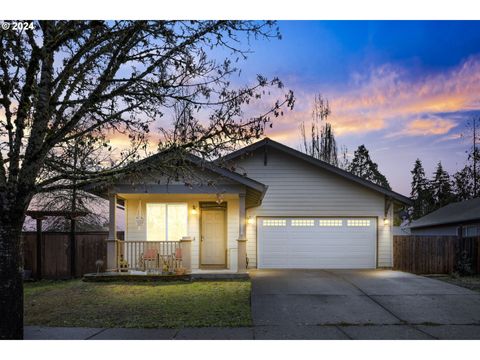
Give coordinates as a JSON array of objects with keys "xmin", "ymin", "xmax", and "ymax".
[
  {"xmin": 247, "ymin": 216, "xmax": 255, "ymax": 225},
  {"xmin": 383, "ymin": 217, "xmax": 390, "ymax": 226},
  {"xmin": 191, "ymin": 205, "xmax": 198, "ymax": 215}
]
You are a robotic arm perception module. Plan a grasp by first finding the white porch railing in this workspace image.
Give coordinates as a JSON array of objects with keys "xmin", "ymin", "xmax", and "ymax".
[{"xmin": 115, "ymin": 240, "xmax": 182, "ymax": 274}]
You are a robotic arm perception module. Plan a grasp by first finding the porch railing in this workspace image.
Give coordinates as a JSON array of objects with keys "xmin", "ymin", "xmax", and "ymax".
[{"xmin": 115, "ymin": 240, "xmax": 182, "ymax": 274}]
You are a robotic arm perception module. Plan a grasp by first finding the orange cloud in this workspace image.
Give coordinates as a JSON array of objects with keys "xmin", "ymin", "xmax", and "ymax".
[
  {"xmin": 387, "ymin": 117, "xmax": 457, "ymax": 138},
  {"xmin": 264, "ymin": 56, "xmax": 480, "ymax": 140}
]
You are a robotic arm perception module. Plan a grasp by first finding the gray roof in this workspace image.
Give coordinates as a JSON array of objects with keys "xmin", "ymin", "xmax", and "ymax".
[
  {"xmin": 221, "ymin": 137, "xmax": 412, "ymax": 205},
  {"xmin": 86, "ymin": 150, "xmax": 268, "ymax": 199},
  {"xmin": 409, "ymin": 197, "xmax": 480, "ymax": 229}
]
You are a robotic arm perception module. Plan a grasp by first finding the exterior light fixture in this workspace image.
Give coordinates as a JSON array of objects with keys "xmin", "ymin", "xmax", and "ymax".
[
  {"xmin": 191, "ymin": 205, "xmax": 198, "ymax": 215},
  {"xmin": 384, "ymin": 217, "xmax": 390, "ymax": 226},
  {"xmin": 247, "ymin": 216, "xmax": 255, "ymax": 225}
]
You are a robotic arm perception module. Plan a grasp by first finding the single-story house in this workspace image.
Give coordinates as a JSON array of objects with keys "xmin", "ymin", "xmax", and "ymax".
[
  {"xmin": 92, "ymin": 137, "xmax": 411, "ymax": 273},
  {"xmin": 409, "ymin": 197, "xmax": 480, "ymax": 237}
]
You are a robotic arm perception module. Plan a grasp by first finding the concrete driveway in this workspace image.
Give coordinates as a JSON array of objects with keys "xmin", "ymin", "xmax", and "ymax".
[{"xmin": 250, "ymin": 269, "xmax": 480, "ymax": 339}]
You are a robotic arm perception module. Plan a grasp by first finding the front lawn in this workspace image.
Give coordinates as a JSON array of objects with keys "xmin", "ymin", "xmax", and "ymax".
[{"xmin": 24, "ymin": 280, "xmax": 251, "ymax": 328}]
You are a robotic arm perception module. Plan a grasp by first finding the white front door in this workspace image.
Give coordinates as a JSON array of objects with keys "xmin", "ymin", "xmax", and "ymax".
[
  {"xmin": 201, "ymin": 210, "xmax": 226, "ymax": 265},
  {"xmin": 258, "ymin": 217, "xmax": 377, "ymax": 269}
]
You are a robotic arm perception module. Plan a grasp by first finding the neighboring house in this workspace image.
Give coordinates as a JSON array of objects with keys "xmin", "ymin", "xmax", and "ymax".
[
  {"xmin": 91, "ymin": 138, "xmax": 411, "ymax": 273},
  {"xmin": 409, "ymin": 197, "xmax": 480, "ymax": 237}
]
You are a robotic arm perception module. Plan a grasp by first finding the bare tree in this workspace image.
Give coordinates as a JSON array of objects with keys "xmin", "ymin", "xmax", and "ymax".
[
  {"xmin": 460, "ymin": 117, "xmax": 480, "ymax": 198},
  {"xmin": 299, "ymin": 94, "xmax": 338, "ymax": 166},
  {"xmin": 338, "ymin": 145, "xmax": 350, "ymax": 170},
  {"xmin": 0, "ymin": 20, "xmax": 294, "ymax": 339},
  {"xmin": 28, "ymin": 133, "xmax": 111, "ymax": 231}
]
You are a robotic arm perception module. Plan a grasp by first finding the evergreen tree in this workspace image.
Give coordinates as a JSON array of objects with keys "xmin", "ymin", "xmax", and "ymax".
[
  {"xmin": 348, "ymin": 145, "xmax": 391, "ymax": 190},
  {"xmin": 410, "ymin": 159, "xmax": 432, "ymax": 219},
  {"xmin": 430, "ymin": 162, "xmax": 454, "ymax": 210},
  {"xmin": 453, "ymin": 166, "xmax": 474, "ymax": 201}
]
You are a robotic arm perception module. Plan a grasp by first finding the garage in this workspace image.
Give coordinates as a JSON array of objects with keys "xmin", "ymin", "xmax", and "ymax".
[{"xmin": 257, "ymin": 217, "xmax": 377, "ymax": 269}]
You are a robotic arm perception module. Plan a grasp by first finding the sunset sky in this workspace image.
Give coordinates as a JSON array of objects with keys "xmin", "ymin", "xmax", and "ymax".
[{"xmin": 224, "ymin": 21, "xmax": 480, "ymax": 196}]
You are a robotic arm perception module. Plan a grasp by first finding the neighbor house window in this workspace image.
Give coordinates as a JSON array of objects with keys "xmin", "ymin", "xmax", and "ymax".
[
  {"xmin": 464, "ymin": 225, "xmax": 480, "ymax": 237},
  {"xmin": 347, "ymin": 219, "xmax": 371, "ymax": 227},
  {"xmin": 146, "ymin": 203, "xmax": 188, "ymax": 241}
]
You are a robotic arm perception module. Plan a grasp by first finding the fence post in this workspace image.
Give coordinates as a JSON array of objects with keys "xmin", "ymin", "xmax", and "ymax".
[{"xmin": 36, "ymin": 218, "xmax": 43, "ymax": 280}]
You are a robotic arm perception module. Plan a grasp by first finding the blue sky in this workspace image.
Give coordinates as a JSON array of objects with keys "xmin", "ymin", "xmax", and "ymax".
[{"xmin": 227, "ymin": 21, "xmax": 480, "ymax": 195}]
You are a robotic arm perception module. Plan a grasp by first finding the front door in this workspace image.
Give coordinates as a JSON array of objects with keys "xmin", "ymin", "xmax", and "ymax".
[{"xmin": 201, "ymin": 209, "xmax": 226, "ymax": 266}]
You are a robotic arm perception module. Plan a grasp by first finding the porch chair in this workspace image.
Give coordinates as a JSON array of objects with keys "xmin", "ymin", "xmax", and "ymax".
[
  {"xmin": 142, "ymin": 248, "xmax": 159, "ymax": 271},
  {"xmin": 173, "ymin": 247, "xmax": 182, "ymax": 269}
]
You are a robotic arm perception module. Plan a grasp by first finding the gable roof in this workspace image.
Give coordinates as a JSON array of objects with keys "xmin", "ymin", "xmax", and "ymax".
[
  {"xmin": 409, "ymin": 197, "xmax": 480, "ymax": 229},
  {"xmin": 221, "ymin": 137, "xmax": 412, "ymax": 205},
  {"xmin": 86, "ymin": 150, "xmax": 267, "ymax": 198}
]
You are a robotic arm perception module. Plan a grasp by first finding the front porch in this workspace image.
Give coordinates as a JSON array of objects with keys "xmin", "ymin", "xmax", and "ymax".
[{"xmin": 106, "ymin": 192, "xmax": 252, "ymax": 274}]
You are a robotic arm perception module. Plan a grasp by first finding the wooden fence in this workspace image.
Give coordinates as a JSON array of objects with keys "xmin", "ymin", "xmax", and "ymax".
[
  {"xmin": 22, "ymin": 231, "xmax": 124, "ymax": 279},
  {"xmin": 393, "ymin": 235, "xmax": 480, "ymax": 274}
]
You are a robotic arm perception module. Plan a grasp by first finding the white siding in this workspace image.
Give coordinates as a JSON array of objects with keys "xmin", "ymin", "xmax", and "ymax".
[
  {"xmin": 237, "ymin": 148, "xmax": 394, "ymax": 268},
  {"xmin": 123, "ymin": 194, "xmax": 241, "ymax": 270}
]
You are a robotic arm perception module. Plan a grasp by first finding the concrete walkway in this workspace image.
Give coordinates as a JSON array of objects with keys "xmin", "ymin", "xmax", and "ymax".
[
  {"xmin": 24, "ymin": 326, "xmax": 253, "ymax": 340},
  {"xmin": 250, "ymin": 269, "xmax": 480, "ymax": 339},
  {"xmin": 24, "ymin": 323, "xmax": 480, "ymax": 340}
]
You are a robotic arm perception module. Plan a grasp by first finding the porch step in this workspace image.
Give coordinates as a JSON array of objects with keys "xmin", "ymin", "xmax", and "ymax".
[
  {"xmin": 82, "ymin": 272, "xmax": 249, "ymax": 282},
  {"xmin": 190, "ymin": 273, "xmax": 250, "ymax": 280}
]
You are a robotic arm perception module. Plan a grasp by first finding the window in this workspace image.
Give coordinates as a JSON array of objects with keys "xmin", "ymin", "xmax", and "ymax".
[
  {"xmin": 464, "ymin": 225, "xmax": 480, "ymax": 237},
  {"xmin": 347, "ymin": 219, "xmax": 371, "ymax": 227},
  {"xmin": 291, "ymin": 219, "xmax": 315, "ymax": 226},
  {"xmin": 263, "ymin": 219, "xmax": 286, "ymax": 227},
  {"xmin": 319, "ymin": 219, "xmax": 343, "ymax": 227},
  {"xmin": 146, "ymin": 203, "xmax": 188, "ymax": 241}
]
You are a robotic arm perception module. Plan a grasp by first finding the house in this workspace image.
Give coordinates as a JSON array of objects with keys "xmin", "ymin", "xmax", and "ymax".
[
  {"xmin": 92, "ymin": 138, "xmax": 411, "ymax": 273},
  {"xmin": 409, "ymin": 197, "xmax": 480, "ymax": 237}
]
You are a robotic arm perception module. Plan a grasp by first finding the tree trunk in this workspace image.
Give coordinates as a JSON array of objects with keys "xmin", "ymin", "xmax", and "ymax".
[{"xmin": 0, "ymin": 207, "xmax": 26, "ymax": 339}]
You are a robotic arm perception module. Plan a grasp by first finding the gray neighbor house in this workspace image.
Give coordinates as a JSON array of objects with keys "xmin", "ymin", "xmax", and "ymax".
[{"xmin": 409, "ymin": 197, "xmax": 480, "ymax": 237}]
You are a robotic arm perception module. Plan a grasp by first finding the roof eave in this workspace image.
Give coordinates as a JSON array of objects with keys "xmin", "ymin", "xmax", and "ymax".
[{"xmin": 221, "ymin": 138, "xmax": 412, "ymax": 206}]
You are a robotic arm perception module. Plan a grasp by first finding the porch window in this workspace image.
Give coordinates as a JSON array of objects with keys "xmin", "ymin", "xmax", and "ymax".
[{"xmin": 146, "ymin": 203, "xmax": 188, "ymax": 241}]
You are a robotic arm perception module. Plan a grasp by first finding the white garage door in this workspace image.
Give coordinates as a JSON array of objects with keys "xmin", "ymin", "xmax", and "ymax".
[{"xmin": 258, "ymin": 217, "xmax": 377, "ymax": 269}]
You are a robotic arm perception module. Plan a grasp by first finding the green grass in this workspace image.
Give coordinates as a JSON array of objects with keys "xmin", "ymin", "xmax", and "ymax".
[{"xmin": 24, "ymin": 279, "xmax": 252, "ymax": 328}]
